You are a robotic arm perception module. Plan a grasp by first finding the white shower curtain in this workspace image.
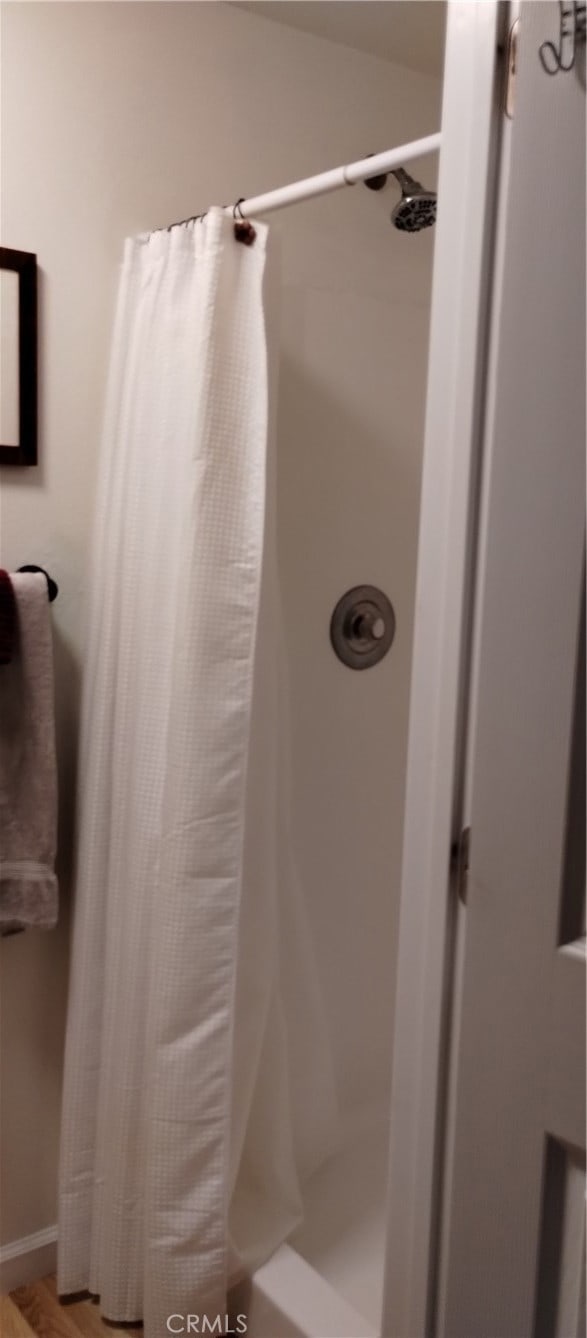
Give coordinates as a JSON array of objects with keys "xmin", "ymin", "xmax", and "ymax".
[{"xmin": 58, "ymin": 209, "xmax": 338, "ymax": 1335}]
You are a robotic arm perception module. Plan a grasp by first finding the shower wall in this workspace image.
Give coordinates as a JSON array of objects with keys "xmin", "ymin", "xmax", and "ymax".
[
  {"xmin": 0, "ymin": 0, "xmax": 440, "ymax": 1258},
  {"xmin": 277, "ymin": 210, "xmax": 436, "ymax": 1109}
]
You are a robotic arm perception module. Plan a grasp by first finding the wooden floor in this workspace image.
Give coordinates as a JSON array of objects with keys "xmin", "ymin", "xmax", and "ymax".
[{"xmin": 2, "ymin": 1277, "xmax": 142, "ymax": 1337}]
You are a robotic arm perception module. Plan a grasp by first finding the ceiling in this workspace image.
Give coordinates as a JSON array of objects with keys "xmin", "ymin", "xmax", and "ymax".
[{"xmin": 233, "ymin": 2, "xmax": 446, "ymax": 78}]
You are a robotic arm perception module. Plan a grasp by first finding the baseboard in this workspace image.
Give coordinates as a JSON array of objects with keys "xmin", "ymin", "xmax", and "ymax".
[{"xmin": 0, "ymin": 1225, "xmax": 58, "ymax": 1293}]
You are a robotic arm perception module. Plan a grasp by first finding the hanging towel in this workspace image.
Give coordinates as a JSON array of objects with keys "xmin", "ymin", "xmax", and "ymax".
[
  {"xmin": 0, "ymin": 571, "xmax": 58, "ymax": 933},
  {"xmin": 0, "ymin": 570, "xmax": 17, "ymax": 665}
]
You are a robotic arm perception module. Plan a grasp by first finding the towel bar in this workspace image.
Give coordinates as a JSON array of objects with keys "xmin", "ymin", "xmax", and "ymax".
[{"xmin": 17, "ymin": 565, "xmax": 58, "ymax": 602}]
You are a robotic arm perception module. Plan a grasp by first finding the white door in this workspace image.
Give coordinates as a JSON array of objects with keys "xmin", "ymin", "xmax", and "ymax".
[{"xmin": 437, "ymin": 4, "xmax": 586, "ymax": 1336}]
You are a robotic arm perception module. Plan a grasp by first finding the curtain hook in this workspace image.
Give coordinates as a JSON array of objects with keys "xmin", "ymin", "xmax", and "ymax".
[{"xmin": 233, "ymin": 198, "xmax": 256, "ymax": 246}]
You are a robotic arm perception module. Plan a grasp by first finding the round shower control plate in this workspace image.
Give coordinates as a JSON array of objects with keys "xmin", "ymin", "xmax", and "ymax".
[{"xmin": 330, "ymin": 585, "xmax": 395, "ymax": 670}]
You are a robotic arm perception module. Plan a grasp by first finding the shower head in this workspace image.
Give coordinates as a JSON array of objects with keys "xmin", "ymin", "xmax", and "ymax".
[{"xmin": 390, "ymin": 168, "xmax": 437, "ymax": 233}]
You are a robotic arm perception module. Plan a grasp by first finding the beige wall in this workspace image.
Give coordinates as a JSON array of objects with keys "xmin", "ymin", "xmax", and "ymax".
[{"xmin": 0, "ymin": 1, "xmax": 439, "ymax": 1249}]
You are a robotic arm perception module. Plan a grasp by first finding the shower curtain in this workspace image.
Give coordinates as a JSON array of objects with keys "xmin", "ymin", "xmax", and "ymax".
[{"xmin": 58, "ymin": 209, "xmax": 338, "ymax": 1334}]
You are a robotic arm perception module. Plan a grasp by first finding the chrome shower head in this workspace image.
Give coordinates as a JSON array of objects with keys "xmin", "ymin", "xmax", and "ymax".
[{"xmin": 390, "ymin": 168, "xmax": 437, "ymax": 233}]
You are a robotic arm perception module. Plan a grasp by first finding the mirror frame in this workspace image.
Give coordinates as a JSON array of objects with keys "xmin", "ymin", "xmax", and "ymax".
[{"xmin": 0, "ymin": 246, "xmax": 37, "ymax": 466}]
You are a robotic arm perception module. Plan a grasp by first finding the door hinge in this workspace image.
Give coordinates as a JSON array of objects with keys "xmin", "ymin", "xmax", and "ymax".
[
  {"xmin": 505, "ymin": 18, "xmax": 520, "ymax": 119},
  {"xmin": 451, "ymin": 826, "xmax": 471, "ymax": 905}
]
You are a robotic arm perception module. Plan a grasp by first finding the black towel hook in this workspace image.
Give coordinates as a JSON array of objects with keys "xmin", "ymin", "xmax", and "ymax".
[
  {"xmin": 17, "ymin": 565, "xmax": 58, "ymax": 603},
  {"xmin": 539, "ymin": 1, "xmax": 586, "ymax": 73}
]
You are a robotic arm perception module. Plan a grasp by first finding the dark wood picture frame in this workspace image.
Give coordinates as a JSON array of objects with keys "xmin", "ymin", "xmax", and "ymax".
[{"xmin": 0, "ymin": 247, "xmax": 38, "ymax": 465}]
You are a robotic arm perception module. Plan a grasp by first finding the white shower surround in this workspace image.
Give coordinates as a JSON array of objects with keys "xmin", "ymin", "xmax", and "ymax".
[{"xmin": 242, "ymin": 8, "xmax": 505, "ymax": 1335}]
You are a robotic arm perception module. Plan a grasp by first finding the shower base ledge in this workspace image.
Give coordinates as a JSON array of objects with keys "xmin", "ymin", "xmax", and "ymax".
[
  {"xmin": 232, "ymin": 1242, "xmax": 377, "ymax": 1338},
  {"xmin": 232, "ymin": 1099, "xmax": 388, "ymax": 1337}
]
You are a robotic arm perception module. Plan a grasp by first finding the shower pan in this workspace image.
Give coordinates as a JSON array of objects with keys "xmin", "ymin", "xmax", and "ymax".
[{"xmin": 231, "ymin": 1104, "xmax": 390, "ymax": 1336}]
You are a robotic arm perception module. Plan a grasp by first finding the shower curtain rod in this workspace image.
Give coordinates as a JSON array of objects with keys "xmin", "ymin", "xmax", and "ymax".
[{"xmin": 224, "ymin": 132, "xmax": 442, "ymax": 219}]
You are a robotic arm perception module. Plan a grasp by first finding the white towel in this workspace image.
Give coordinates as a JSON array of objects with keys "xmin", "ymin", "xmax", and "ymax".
[{"xmin": 0, "ymin": 571, "xmax": 58, "ymax": 932}]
